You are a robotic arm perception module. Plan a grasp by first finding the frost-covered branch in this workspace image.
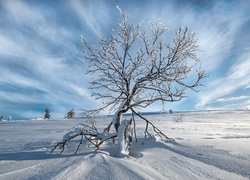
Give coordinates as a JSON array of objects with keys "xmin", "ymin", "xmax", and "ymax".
[
  {"xmin": 52, "ymin": 121, "xmax": 117, "ymax": 154},
  {"xmin": 131, "ymin": 108, "xmax": 174, "ymax": 142}
]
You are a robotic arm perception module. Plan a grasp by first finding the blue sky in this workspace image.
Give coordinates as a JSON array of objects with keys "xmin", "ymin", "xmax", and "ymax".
[{"xmin": 1, "ymin": 0, "xmax": 250, "ymax": 119}]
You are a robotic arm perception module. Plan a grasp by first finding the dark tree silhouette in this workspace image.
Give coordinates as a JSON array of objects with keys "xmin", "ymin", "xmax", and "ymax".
[
  {"xmin": 44, "ymin": 107, "xmax": 51, "ymax": 120},
  {"xmin": 66, "ymin": 109, "xmax": 76, "ymax": 119}
]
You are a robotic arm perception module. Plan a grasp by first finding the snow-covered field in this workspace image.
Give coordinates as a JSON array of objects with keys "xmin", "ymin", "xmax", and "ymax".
[{"xmin": 0, "ymin": 110, "xmax": 249, "ymax": 180}]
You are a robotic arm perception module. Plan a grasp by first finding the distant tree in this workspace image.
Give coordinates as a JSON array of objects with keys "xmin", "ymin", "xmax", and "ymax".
[
  {"xmin": 66, "ymin": 109, "xmax": 75, "ymax": 119},
  {"xmin": 53, "ymin": 7, "xmax": 208, "ymax": 156},
  {"xmin": 0, "ymin": 116, "xmax": 3, "ymax": 121},
  {"xmin": 169, "ymin": 109, "xmax": 173, "ymax": 114},
  {"xmin": 44, "ymin": 107, "xmax": 51, "ymax": 120}
]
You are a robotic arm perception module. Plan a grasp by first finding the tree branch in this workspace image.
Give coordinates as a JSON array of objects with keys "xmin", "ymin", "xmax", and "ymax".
[{"xmin": 131, "ymin": 108, "xmax": 175, "ymax": 142}]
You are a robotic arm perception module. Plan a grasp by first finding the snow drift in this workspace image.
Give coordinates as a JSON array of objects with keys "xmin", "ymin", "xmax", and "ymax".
[{"xmin": 0, "ymin": 110, "xmax": 249, "ymax": 179}]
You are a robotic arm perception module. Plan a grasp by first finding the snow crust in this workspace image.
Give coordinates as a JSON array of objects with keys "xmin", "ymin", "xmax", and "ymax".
[{"xmin": 0, "ymin": 110, "xmax": 250, "ymax": 179}]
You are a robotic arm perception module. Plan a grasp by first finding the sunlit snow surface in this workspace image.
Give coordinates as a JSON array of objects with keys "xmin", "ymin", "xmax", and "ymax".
[{"xmin": 0, "ymin": 110, "xmax": 249, "ymax": 179}]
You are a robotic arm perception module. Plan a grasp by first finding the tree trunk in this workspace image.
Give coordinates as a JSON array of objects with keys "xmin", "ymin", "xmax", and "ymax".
[
  {"xmin": 117, "ymin": 119, "xmax": 133, "ymax": 157},
  {"xmin": 114, "ymin": 112, "xmax": 122, "ymax": 132},
  {"xmin": 112, "ymin": 99, "xmax": 130, "ymax": 132}
]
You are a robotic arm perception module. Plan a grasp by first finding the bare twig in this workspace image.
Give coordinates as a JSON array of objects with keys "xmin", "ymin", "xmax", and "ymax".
[
  {"xmin": 75, "ymin": 135, "xmax": 84, "ymax": 154},
  {"xmin": 131, "ymin": 108, "xmax": 174, "ymax": 142}
]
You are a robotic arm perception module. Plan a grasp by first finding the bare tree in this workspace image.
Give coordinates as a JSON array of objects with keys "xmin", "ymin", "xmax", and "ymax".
[
  {"xmin": 44, "ymin": 107, "xmax": 51, "ymax": 120},
  {"xmin": 82, "ymin": 7, "xmax": 207, "ymax": 131},
  {"xmin": 53, "ymin": 7, "xmax": 207, "ymax": 155},
  {"xmin": 66, "ymin": 109, "xmax": 76, "ymax": 119}
]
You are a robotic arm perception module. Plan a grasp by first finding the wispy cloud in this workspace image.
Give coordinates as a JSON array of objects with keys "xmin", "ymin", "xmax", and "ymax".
[
  {"xmin": 196, "ymin": 50, "xmax": 250, "ymax": 108},
  {"xmin": 1, "ymin": 0, "xmax": 250, "ymax": 118},
  {"xmin": 2, "ymin": 0, "xmax": 43, "ymax": 25},
  {"xmin": 216, "ymin": 96, "xmax": 250, "ymax": 103},
  {"xmin": 68, "ymin": 0, "xmax": 111, "ymax": 38},
  {"xmin": 0, "ymin": 0, "xmax": 95, "ymax": 118},
  {"xmin": 122, "ymin": 0, "xmax": 250, "ymax": 110}
]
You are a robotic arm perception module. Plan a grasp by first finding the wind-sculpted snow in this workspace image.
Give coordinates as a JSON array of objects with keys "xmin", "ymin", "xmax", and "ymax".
[{"xmin": 0, "ymin": 110, "xmax": 249, "ymax": 179}]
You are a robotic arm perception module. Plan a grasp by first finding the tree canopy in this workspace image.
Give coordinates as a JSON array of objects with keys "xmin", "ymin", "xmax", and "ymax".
[{"xmin": 81, "ymin": 7, "xmax": 207, "ymax": 131}]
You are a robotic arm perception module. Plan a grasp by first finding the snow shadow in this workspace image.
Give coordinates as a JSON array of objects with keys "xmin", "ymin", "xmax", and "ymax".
[
  {"xmin": 129, "ymin": 137, "xmax": 182, "ymax": 158},
  {"xmin": 161, "ymin": 143, "xmax": 250, "ymax": 178},
  {"xmin": 0, "ymin": 151, "xmax": 95, "ymax": 161},
  {"xmin": 127, "ymin": 138, "xmax": 249, "ymax": 178}
]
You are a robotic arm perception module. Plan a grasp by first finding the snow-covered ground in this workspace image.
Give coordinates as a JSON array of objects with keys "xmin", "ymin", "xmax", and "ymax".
[{"xmin": 0, "ymin": 110, "xmax": 249, "ymax": 179}]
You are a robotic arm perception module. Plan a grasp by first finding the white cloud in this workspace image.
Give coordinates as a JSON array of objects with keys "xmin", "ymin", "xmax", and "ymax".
[
  {"xmin": 245, "ymin": 85, "xmax": 250, "ymax": 90},
  {"xmin": 0, "ymin": 91, "xmax": 39, "ymax": 103},
  {"xmin": 216, "ymin": 96, "xmax": 250, "ymax": 103},
  {"xmin": 196, "ymin": 51, "xmax": 250, "ymax": 108},
  {"xmin": 68, "ymin": 0, "xmax": 111, "ymax": 38},
  {"xmin": 2, "ymin": 0, "xmax": 43, "ymax": 25},
  {"xmin": 69, "ymin": 84, "xmax": 94, "ymax": 101},
  {"xmin": 230, "ymin": 56, "xmax": 250, "ymax": 80}
]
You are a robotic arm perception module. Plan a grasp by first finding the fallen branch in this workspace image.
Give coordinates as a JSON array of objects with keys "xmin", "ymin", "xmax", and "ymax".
[{"xmin": 52, "ymin": 122, "xmax": 117, "ymax": 154}]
